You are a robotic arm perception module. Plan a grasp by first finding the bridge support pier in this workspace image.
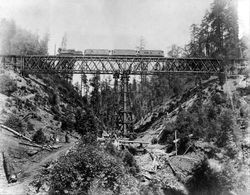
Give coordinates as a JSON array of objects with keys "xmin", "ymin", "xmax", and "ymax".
[
  {"xmin": 119, "ymin": 70, "xmax": 132, "ymax": 136},
  {"xmin": 113, "ymin": 72, "xmax": 120, "ymax": 129}
]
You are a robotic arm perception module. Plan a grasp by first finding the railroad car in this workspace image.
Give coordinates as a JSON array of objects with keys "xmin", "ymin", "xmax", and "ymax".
[
  {"xmin": 111, "ymin": 49, "xmax": 137, "ymax": 56},
  {"xmin": 57, "ymin": 49, "xmax": 83, "ymax": 56},
  {"xmin": 138, "ymin": 50, "xmax": 164, "ymax": 57},
  {"xmin": 74, "ymin": 51, "xmax": 83, "ymax": 56},
  {"xmin": 84, "ymin": 49, "xmax": 110, "ymax": 56}
]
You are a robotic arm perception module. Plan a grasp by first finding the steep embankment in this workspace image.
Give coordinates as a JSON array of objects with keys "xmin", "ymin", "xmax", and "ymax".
[
  {"xmin": 133, "ymin": 71, "xmax": 250, "ymax": 194},
  {"xmin": 134, "ymin": 77, "xmax": 219, "ymax": 142},
  {"xmin": 0, "ymin": 67, "xmax": 99, "ymax": 194}
]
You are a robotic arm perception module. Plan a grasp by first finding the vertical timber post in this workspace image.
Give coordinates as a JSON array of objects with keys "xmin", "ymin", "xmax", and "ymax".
[
  {"xmin": 21, "ymin": 56, "xmax": 25, "ymax": 76},
  {"xmin": 121, "ymin": 71, "xmax": 130, "ymax": 136},
  {"xmin": 13, "ymin": 56, "xmax": 17, "ymax": 72},
  {"xmin": 175, "ymin": 130, "xmax": 178, "ymax": 155},
  {"xmin": 113, "ymin": 71, "xmax": 120, "ymax": 129},
  {"xmin": 80, "ymin": 73, "xmax": 83, "ymax": 96}
]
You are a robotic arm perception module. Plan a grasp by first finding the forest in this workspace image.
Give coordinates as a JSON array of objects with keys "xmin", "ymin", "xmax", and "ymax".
[
  {"xmin": 0, "ymin": 0, "xmax": 250, "ymax": 194},
  {"xmin": 1, "ymin": 0, "xmax": 248, "ymax": 130}
]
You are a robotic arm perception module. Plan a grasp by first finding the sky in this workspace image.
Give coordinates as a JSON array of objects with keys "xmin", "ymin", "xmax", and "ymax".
[
  {"xmin": 0, "ymin": 0, "xmax": 249, "ymax": 55},
  {"xmin": 238, "ymin": 0, "xmax": 250, "ymax": 37}
]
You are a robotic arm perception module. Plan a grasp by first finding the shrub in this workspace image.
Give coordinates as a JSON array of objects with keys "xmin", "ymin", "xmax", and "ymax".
[
  {"xmin": 158, "ymin": 123, "xmax": 175, "ymax": 145},
  {"xmin": 186, "ymin": 159, "xmax": 239, "ymax": 195},
  {"xmin": 53, "ymin": 114, "xmax": 60, "ymax": 121},
  {"xmin": 0, "ymin": 75, "xmax": 17, "ymax": 96},
  {"xmin": 151, "ymin": 137, "xmax": 158, "ymax": 145},
  {"xmin": 27, "ymin": 121, "xmax": 35, "ymax": 132},
  {"xmin": 218, "ymin": 73, "xmax": 226, "ymax": 87},
  {"xmin": 75, "ymin": 109, "xmax": 98, "ymax": 143},
  {"xmin": 244, "ymin": 86, "xmax": 250, "ymax": 95},
  {"xmin": 105, "ymin": 141, "xmax": 119, "ymax": 156},
  {"xmin": 24, "ymin": 99, "xmax": 37, "ymax": 111},
  {"xmin": 20, "ymin": 70, "xmax": 29, "ymax": 77},
  {"xmin": 216, "ymin": 109, "xmax": 236, "ymax": 147},
  {"xmin": 51, "ymin": 105, "xmax": 60, "ymax": 115},
  {"xmin": 50, "ymin": 144, "xmax": 123, "ymax": 194},
  {"xmin": 4, "ymin": 114, "xmax": 24, "ymax": 133},
  {"xmin": 48, "ymin": 91, "xmax": 59, "ymax": 106},
  {"xmin": 121, "ymin": 149, "xmax": 139, "ymax": 175},
  {"xmin": 33, "ymin": 129, "xmax": 47, "ymax": 144},
  {"xmin": 127, "ymin": 145, "xmax": 137, "ymax": 155},
  {"xmin": 211, "ymin": 92, "xmax": 227, "ymax": 105}
]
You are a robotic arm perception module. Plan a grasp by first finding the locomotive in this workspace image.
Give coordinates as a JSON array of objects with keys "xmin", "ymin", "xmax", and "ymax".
[{"xmin": 57, "ymin": 48, "xmax": 83, "ymax": 56}]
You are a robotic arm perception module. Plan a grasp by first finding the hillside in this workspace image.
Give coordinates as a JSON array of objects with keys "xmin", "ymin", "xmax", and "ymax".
[
  {"xmin": 0, "ymin": 67, "xmax": 103, "ymax": 194},
  {"xmin": 132, "ymin": 72, "xmax": 250, "ymax": 194}
]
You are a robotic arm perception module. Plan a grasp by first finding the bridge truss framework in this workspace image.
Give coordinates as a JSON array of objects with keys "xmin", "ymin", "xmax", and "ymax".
[{"xmin": 0, "ymin": 55, "xmax": 242, "ymax": 136}]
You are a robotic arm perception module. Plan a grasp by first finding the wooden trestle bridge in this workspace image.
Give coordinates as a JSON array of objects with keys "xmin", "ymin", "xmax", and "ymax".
[{"xmin": 0, "ymin": 55, "xmax": 246, "ymax": 135}]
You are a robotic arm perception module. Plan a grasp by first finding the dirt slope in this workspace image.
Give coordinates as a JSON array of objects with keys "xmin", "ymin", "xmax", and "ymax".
[
  {"xmin": 0, "ymin": 127, "xmax": 26, "ymax": 195},
  {"xmin": 132, "ymin": 72, "xmax": 250, "ymax": 194},
  {"xmin": 0, "ymin": 68, "xmax": 82, "ymax": 194}
]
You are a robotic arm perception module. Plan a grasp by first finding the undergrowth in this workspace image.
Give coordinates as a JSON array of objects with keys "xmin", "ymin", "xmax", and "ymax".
[
  {"xmin": 0, "ymin": 74, "xmax": 17, "ymax": 96},
  {"xmin": 32, "ymin": 128, "xmax": 47, "ymax": 144},
  {"xmin": 158, "ymin": 91, "xmax": 239, "ymax": 157},
  {"xmin": 49, "ymin": 141, "xmax": 139, "ymax": 194},
  {"xmin": 4, "ymin": 114, "xmax": 25, "ymax": 133},
  {"xmin": 186, "ymin": 158, "xmax": 244, "ymax": 195}
]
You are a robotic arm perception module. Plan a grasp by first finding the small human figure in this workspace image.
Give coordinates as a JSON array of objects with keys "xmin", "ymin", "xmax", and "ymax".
[
  {"xmin": 53, "ymin": 132, "xmax": 57, "ymax": 143},
  {"xmin": 138, "ymin": 143, "xmax": 143, "ymax": 148},
  {"xmin": 65, "ymin": 131, "xmax": 70, "ymax": 143}
]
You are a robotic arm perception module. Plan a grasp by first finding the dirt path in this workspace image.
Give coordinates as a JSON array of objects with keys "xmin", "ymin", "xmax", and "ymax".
[
  {"xmin": 21, "ymin": 140, "xmax": 76, "ymax": 181},
  {"xmin": 0, "ymin": 125, "xmax": 77, "ymax": 195}
]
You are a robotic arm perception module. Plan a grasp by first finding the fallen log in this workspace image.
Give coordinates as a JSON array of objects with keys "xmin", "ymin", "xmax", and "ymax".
[
  {"xmin": 50, "ymin": 144, "xmax": 63, "ymax": 149},
  {"xmin": 141, "ymin": 168, "xmax": 156, "ymax": 174},
  {"xmin": 97, "ymin": 137, "xmax": 106, "ymax": 142},
  {"xmin": 183, "ymin": 143, "xmax": 193, "ymax": 155},
  {"xmin": 118, "ymin": 140, "xmax": 150, "ymax": 145},
  {"xmin": 170, "ymin": 155, "xmax": 197, "ymax": 161},
  {"xmin": 0, "ymin": 124, "xmax": 32, "ymax": 142},
  {"xmin": 19, "ymin": 142, "xmax": 52, "ymax": 151},
  {"xmin": 140, "ymin": 172, "xmax": 152, "ymax": 180},
  {"xmin": 167, "ymin": 158, "xmax": 189, "ymax": 182},
  {"xmin": 166, "ymin": 160, "xmax": 177, "ymax": 177},
  {"xmin": 168, "ymin": 151, "xmax": 177, "ymax": 157},
  {"xmin": 2, "ymin": 152, "xmax": 17, "ymax": 183}
]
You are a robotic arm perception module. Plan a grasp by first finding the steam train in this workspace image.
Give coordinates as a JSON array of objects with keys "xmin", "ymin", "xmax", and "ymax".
[
  {"xmin": 84, "ymin": 49, "xmax": 164, "ymax": 57},
  {"xmin": 58, "ymin": 49, "xmax": 164, "ymax": 57}
]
